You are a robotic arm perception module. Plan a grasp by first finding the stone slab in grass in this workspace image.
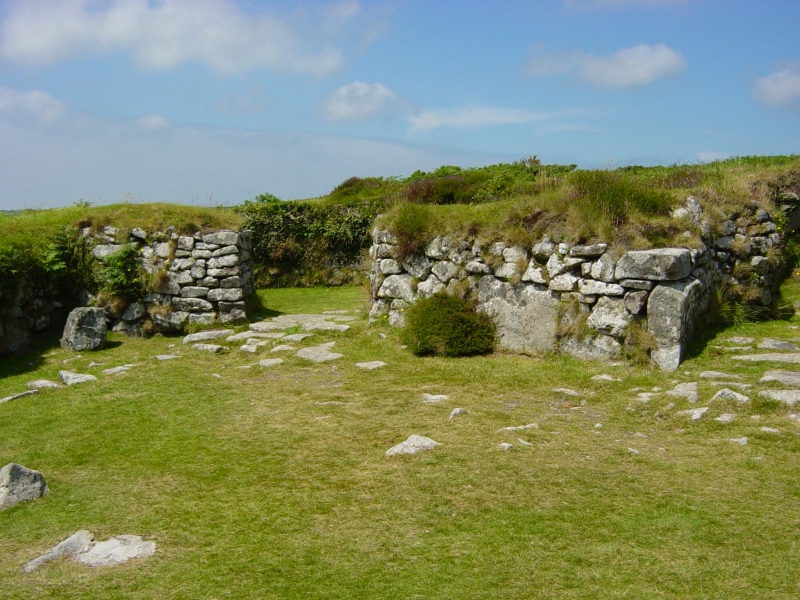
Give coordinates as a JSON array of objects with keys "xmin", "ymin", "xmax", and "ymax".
[
  {"xmin": 249, "ymin": 321, "xmax": 289, "ymax": 333},
  {"xmin": 733, "ymin": 353, "xmax": 800, "ymax": 363},
  {"xmin": 385, "ymin": 434, "xmax": 440, "ymax": 456},
  {"xmin": 271, "ymin": 314, "xmax": 332, "ymax": 325},
  {"xmin": 258, "ymin": 358, "xmax": 283, "ymax": 367},
  {"xmin": 727, "ymin": 336, "xmax": 755, "ymax": 344},
  {"xmin": 101, "ymin": 365, "xmax": 135, "ymax": 376},
  {"xmin": 271, "ymin": 345, "xmax": 295, "ymax": 353},
  {"xmin": 296, "ymin": 343, "xmax": 343, "ymax": 363},
  {"xmin": 155, "ymin": 354, "xmax": 180, "ymax": 361},
  {"xmin": 699, "ymin": 371, "xmax": 742, "ymax": 380},
  {"xmin": 757, "ymin": 390, "xmax": 800, "ymax": 406},
  {"xmin": 497, "ymin": 423, "xmax": 538, "ymax": 432},
  {"xmin": 182, "ymin": 329, "xmax": 233, "ymax": 344},
  {"xmin": 192, "ymin": 344, "xmax": 229, "ymax": 354},
  {"xmin": 1, "ymin": 390, "xmax": 39, "ymax": 404},
  {"xmin": 302, "ymin": 321, "xmax": 351, "ymax": 332},
  {"xmin": 74, "ymin": 535, "xmax": 156, "ymax": 567},
  {"xmin": 59, "ymin": 371, "xmax": 97, "ymax": 386},
  {"xmin": 449, "ymin": 408, "xmax": 467, "ymax": 419},
  {"xmin": 0, "ymin": 463, "xmax": 49, "ymax": 511},
  {"xmin": 757, "ymin": 338, "xmax": 799, "ymax": 351},
  {"xmin": 26, "ymin": 380, "xmax": 63, "ymax": 390},
  {"xmin": 677, "ymin": 407, "xmax": 709, "ymax": 420},
  {"xmin": 422, "ymin": 393, "xmax": 448, "ymax": 403},
  {"xmin": 23, "ymin": 530, "xmax": 94, "ymax": 573},
  {"xmin": 282, "ymin": 333, "xmax": 313, "ymax": 343},
  {"xmin": 227, "ymin": 331, "xmax": 284, "ymax": 342},
  {"xmin": 759, "ymin": 370, "xmax": 800, "ymax": 387},
  {"xmin": 711, "ymin": 388, "xmax": 750, "ymax": 403},
  {"xmin": 355, "ymin": 361, "xmax": 386, "ymax": 370}
]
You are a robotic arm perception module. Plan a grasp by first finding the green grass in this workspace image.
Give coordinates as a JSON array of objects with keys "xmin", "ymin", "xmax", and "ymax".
[{"xmin": 2, "ymin": 279, "xmax": 800, "ymax": 598}]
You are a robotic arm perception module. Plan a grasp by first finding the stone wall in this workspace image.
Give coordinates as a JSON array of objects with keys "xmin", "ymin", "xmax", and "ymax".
[{"xmin": 368, "ymin": 197, "xmax": 786, "ymax": 371}]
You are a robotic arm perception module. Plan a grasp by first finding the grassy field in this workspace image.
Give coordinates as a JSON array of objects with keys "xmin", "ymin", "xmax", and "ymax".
[{"xmin": 2, "ymin": 283, "xmax": 800, "ymax": 598}]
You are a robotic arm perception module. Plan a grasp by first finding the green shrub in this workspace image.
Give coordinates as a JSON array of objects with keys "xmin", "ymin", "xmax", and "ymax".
[
  {"xmin": 567, "ymin": 170, "xmax": 674, "ymax": 224},
  {"xmin": 393, "ymin": 202, "xmax": 432, "ymax": 261},
  {"xmin": 98, "ymin": 245, "xmax": 146, "ymax": 300},
  {"xmin": 401, "ymin": 293, "xmax": 496, "ymax": 357}
]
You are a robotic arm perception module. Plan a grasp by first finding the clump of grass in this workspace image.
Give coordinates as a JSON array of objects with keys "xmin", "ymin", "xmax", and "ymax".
[
  {"xmin": 401, "ymin": 292, "xmax": 495, "ymax": 357},
  {"xmin": 708, "ymin": 280, "xmax": 764, "ymax": 325},
  {"xmin": 624, "ymin": 320, "xmax": 657, "ymax": 367},
  {"xmin": 393, "ymin": 202, "xmax": 434, "ymax": 261},
  {"xmin": 556, "ymin": 298, "xmax": 589, "ymax": 340}
]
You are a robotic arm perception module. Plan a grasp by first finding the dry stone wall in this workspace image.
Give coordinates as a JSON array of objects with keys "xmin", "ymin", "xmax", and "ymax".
[{"xmin": 369, "ymin": 197, "xmax": 785, "ymax": 371}]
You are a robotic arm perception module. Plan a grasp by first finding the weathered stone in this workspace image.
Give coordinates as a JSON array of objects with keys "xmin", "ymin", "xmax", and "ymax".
[
  {"xmin": 402, "ymin": 254, "xmax": 432, "ymax": 278},
  {"xmin": 714, "ymin": 236, "xmax": 734, "ymax": 251},
  {"xmin": 207, "ymin": 288, "xmax": 243, "ymax": 302},
  {"xmin": 121, "ymin": 302, "xmax": 146, "ymax": 321},
  {"xmin": 757, "ymin": 390, "xmax": 800, "ymax": 406},
  {"xmin": 379, "ymin": 259, "xmax": 401, "ymax": 275},
  {"xmin": 647, "ymin": 279, "xmax": 703, "ymax": 371},
  {"xmin": 700, "ymin": 371, "xmax": 742, "ymax": 380},
  {"xmin": 167, "ymin": 270, "xmax": 194, "ymax": 285},
  {"xmin": 758, "ymin": 338, "xmax": 799, "ymax": 351},
  {"xmin": 59, "ymin": 371, "xmax": 98, "ymax": 386},
  {"xmin": 449, "ymin": 408, "xmax": 467, "ymax": 419},
  {"xmin": 388, "ymin": 309, "xmax": 406, "ymax": 327},
  {"xmin": 102, "ymin": 365, "xmax": 135, "ymax": 375},
  {"xmin": 560, "ymin": 334, "xmax": 622, "ymax": 361},
  {"xmin": 61, "ymin": 308, "xmax": 107, "ymax": 351},
  {"xmin": 760, "ymin": 370, "xmax": 800, "ymax": 387},
  {"xmin": 23, "ymin": 530, "xmax": 94, "ymax": 573},
  {"xmin": 489, "ymin": 241, "xmax": 506, "ymax": 256},
  {"xmin": 546, "ymin": 253, "xmax": 567, "ymax": 278},
  {"xmin": 208, "ymin": 254, "xmax": 239, "ymax": 269},
  {"xmin": 620, "ymin": 279, "xmax": 654, "ymax": 290},
  {"xmin": 385, "ymin": 434, "xmax": 440, "ymax": 456},
  {"xmin": 733, "ymin": 353, "xmax": 800, "ymax": 364},
  {"xmin": 728, "ymin": 336, "xmax": 755, "ymax": 344},
  {"xmin": 152, "ymin": 311, "xmax": 189, "ymax": 332},
  {"xmin": 283, "ymin": 333, "xmax": 313, "ymax": 342},
  {"xmin": 497, "ymin": 423, "xmax": 538, "ymax": 432},
  {"xmin": 211, "ymin": 245, "xmax": 238, "ymax": 257},
  {"xmin": 373, "ymin": 229, "xmax": 398, "ymax": 244},
  {"xmin": 302, "ymin": 321, "xmax": 351, "ymax": 332},
  {"xmin": 183, "ymin": 329, "xmax": 233, "ymax": 344},
  {"xmin": 495, "ymin": 262, "xmax": 521, "ymax": 280},
  {"xmin": 615, "ymin": 249, "xmax": 692, "ymax": 281},
  {"xmin": 579, "ymin": 279, "xmax": 624, "ymax": 296},
  {"xmin": 180, "ymin": 286, "xmax": 209, "ymax": 298},
  {"xmin": 130, "ymin": 227, "xmax": 147, "ymax": 240},
  {"xmin": 197, "ymin": 276, "xmax": 219, "ymax": 288},
  {"xmin": 531, "ymin": 239, "xmax": 554, "ymax": 261},
  {"xmin": 570, "ymin": 243, "xmax": 608, "ymax": 257},
  {"xmin": 192, "ymin": 343, "xmax": 229, "ymax": 353},
  {"xmin": 355, "ymin": 361, "xmax": 387, "ymax": 370},
  {"xmin": 192, "ymin": 249, "xmax": 212, "ymax": 259},
  {"xmin": 202, "ymin": 230, "xmax": 239, "ymax": 246},
  {"xmin": 521, "ymin": 262, "xmax": 547, "ymax": 284},
  {"xmin": 26, "ymin": 379, "xmax": 63, "ymax": 390},
  {"xmin": 564, "ymin": 257, "xmax": 584, "ymax": 268},
  {"xmin": 432, "ymin": 261, "xmax": 460, "ymax": 283},
  {"xmin": 751, "ymin": 255, "xmax": 770, "ymax": 275},
  {"xmin": 249, "ymin": 321, "xmax": 289, "ymax": 332},
  {"xmin": 677, "ymin": 407, "xmax": 709, "ymax": 420},
  {"xmin": 176, "ymin": 236, "xmax": 194, "ymax": 251},
  {"xmin": 549, "ymin": 273, "xmax": 578, "ymax": 291},
  {"xmin": 374, "ymin": 243, "xmax": 398, "ymax": 259},
  {"xmin": 259, "ymin": 358, "xmax": 283, "ymax": 367},
  {"xmin": 92, "ymin": 244, "xmax": 125, "ymax": 259},
  {"xmin": 216, "ymin": 276, "xmax": 242, "ymax": 289},
  {"xmin": 218, "ymin": 300, "xmax": 245, "ymax": 314},
  {"xmin": 377, "ymin": 274, "xmax": 415, "ymax": 303},
  {"xmin": 425, "ymin": 236, "xmax": 453, "ymax": 259},
  {"xmin": 502, "ymin": 246, "xmax": 528, "ymax": 263},
  {"xmin": 152, "ymin": 279, "xmax": 180, "ymax": 295},
  {"xmin": 465, "ymin": 261, "xmax": 492, "ymax": 275},
  {"xmin": 296, "ymin": 342, "xmax": 343, "ymax": 363},
  {"xmin": 587, "ymin": 252, "xmax": 615, "ymax": 282},
  {"xmin": 711, "ymin": 388, "xmax": 750, "ymax": 403},
  {"xmin": 623, "ymin": 290, "xmax": 649, "ymax": 315},
  {"xmin": 172, "ymin": 297, "xmax": 214, "ymax": 312},
  {"xmin": 0, "ymin": 463, "xmax": 49, "ymax": 511},
  {"xmin": 422, "ymin": 393, "xmax": 448, "ymax": 403},
  {"xmin": 587, "ymin": 297, "xmax": 631, "ymax": 338},
  {"xmin": 667, "ymin": 382, "xmax": 698, "ymax": 403},
  {"xmin": 153, "ymin": 242, "xmax": 172, "ymax": 258},
  {"xmin": 0, "ymin": 390, "xmax": 38, "ymax": 404},
  {"xmin": 74, "ymin": 535, "xmax": 156, "ymax": 567}
]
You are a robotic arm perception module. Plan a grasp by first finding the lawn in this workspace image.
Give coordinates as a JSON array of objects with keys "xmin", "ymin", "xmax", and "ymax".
[{"xmin": 1, "ymin": 282, "xmax": 800, "ymax": 599}]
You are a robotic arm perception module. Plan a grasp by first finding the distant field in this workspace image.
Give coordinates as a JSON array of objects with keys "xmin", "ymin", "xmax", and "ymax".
[{"xmin": 2, "ymin": 279, "xmax": 800, "ymax": 599}]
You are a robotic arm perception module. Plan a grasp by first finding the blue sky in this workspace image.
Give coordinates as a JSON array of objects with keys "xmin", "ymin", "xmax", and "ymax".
[{"xmin": 0, "ymin": 0, "xmax": 798, "ymax": 209}]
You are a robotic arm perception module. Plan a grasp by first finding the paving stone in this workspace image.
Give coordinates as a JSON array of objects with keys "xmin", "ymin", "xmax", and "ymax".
[
  {"xmin": 355, "ymin": 361, "xmax": 387, "ymax": 370},
  {"xmin": 23, "ymin": 530, "xmax": 94, "ymax": 573},
  {"xmin": 591, "ymin": 374, "xmax": 622, "ymax": 382},
  {"xmin": 497, "ymin": 423, "xmax": 538, "ymax": 432},
  {"xmin": 192, "ymin": 344, "xmax": 229, "ymax": 353},
  {"xmin": 182, "ymin": 329, "xmax": 233, "ymax": 344},
  {"xmin": 26, "ymin": 380, "xmax": 63, "ymax": 390},
  {"xmin": 296, "ymin": 343, "xmax": 343, "ymax": 363},
  {"xmin": 727, "ymin": 336, "xmax": 755, "ymax": 344},
  {"xmin": 759, "ymin": 370, "xmax": 800, "ymax": 387},
  {"xmin": 249, "ymin": 321, "xmax": 290, "ymax": 333},
  {"xmin": 258, "ymin": 358, "xmax": 284, "ymax": 367},
  {"xmin": 667, "ymin": 382, "xmax": 698, "ymax": 403},
  {"xmin": 282, "ymin": 333, "xmax": 314, "ymax": 343},
  {"xmin": 730, "ymin": 437, "xmax": 748, "ymax": 445},
  {"xmin": 699, "ymin": 371, "xmax": 742, "ymax": 380},
  {"xmin": 58, "ymin": 371, "xmax": 97, "ymax": 386},
  {"xmin": 498, "ymin": 443, "xmax": 513, "ymax": 451},
  {"xmin": 733, "ymin": 354, "xmax": 800, "ymax": 364},
  {"xmin": 302, "ymin": 321, "xmax": 351, "ymax": 332},
  {"xmin": 155, "ymin": 354, "xmax": 180, "ymax": 361},
  {"xmin": 757, "ymin": 390, "xmax": 800, "ymax": 406},
  {"xmin": 711, "ymin": 388, "xmax": 750, "ymax": 403},
  {"xmin": 270, "ymin": 344, "xmax": 294, "ymax": 352},
  {"xmin": 553, "ymin": 388, "xmax": 582, "ymax": 396},
  {"xmin": 715, "ymin": 413, "xmax": 736, "ymax": 423},
  {"xmin": 758, "ymin": 338, "xmax": 799, "ymax": 351},
  {"xmin": 101, "ymin": 365, "xmax": 135, "ymax": 375},
  {"xmin": 760, "ymin": 427, "xmax": 780, "ymax": 434},
  {"xmin": 709, "ymin": 382, "xmax": 751, "ymax": 390},
  {"xmin": 74, "ymin": 535, "xmax": 156, "ymax": 567},
  {"xmin": 227, "ymin": 331, "xmax": 285, "ymax": 342}
]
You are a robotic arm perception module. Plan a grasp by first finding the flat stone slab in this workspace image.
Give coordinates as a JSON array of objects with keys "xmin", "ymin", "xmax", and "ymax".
[
  {"xmin": 302, "ymin": 321, "xmax": 351, "ymax": 332},
  {"xmin": 101, "ymin": 365, "xmax": 135, "ymax": 376},
  {"xmin": 271, "ymin": 314, "xmax": 331, "ymax": 325},
  {"xmin": 385, "ymin": 434, "xmax": 440, "ymax": 456},
  {"xmin": 155, "ymin": 354, "xmax": 180, "ymax": 361},
  {"xmin": 760, "ymin": 427, "xmax": 781, "ymax": 434},
  {"xmin": 497, "ymin": 423, "xmax": 538, "ymax": 432},
  {"xmin": 240, "ymin": 342, "xmax": 267, "ymax": 353},
  {"xmin": 282, "ymin": 333, "xmax": 314, "ymax": 343},
  {"xmin": 699, "ymin": 371, "xmax": 742, "ymax": 380},
  {"xmin": 59, "ymin": 371, "xmax": 97, "ymax": 386},
  {"xmin": 711, "ymin": 388, "xmax": 750, "ymax": 403},
  {"xmin": 192, "ymin": 344, "xmax": 229, "ymax": 354},
  {"xmin": 757, "ymin": 390, "xmax": 800, "ymax": 406},
  {"xmin": 270, "ymin": 344, "xmax": 295, "ymax": 352},
  {"xmin": 591, "ymin": 374, "xmax": 622, "ymax": 382},
  {"xmin": 1, "ymin": 390, "xmax": 39, "ymax": 404},
  {"xmin": 258, "ymin": 358, "xmax": 284, "ymax": 367},
  {"xmin": 758, "ymin": 338, "xmax": 799, "ymax": 351},
  {"xmin": 296, "ymin": 343, "xmax": 343, "ymax": 363},
  {"xmin": 249, "ymin": 321, "xmax": 290, "ymax": 333},
  {"xmin": 23, "ymin": 530, "xmax": 94, "ymax": 573},
  {"xmin": 677, "ymin": 407, "xmax": 709, "ymax": 420},
  {"xmin": 733, "ymin": 354, "xmax": 800, "ymax": 364},
  {"xmin": 74, "ymin": 535, "xmax": 156, "ymax": 567},
  {"xmin": 715, "ymin": 413, "xmax": 736, "ymax": 423},
  {"xmin": 26, "ymin": 380, "xmax": 63, "ymax": 390},
  {"xmin": 553, "ymin": 388, "xmax": 582, "ymax": 396},
  {"xmin": 227, "ymin": 331, "xmax": 284, "ymax": 342},
  {"xmin": 182, "ymin": 329, "xmax": 234, "ymax": 344},
  {"xmin": 422, "ymin": 393, "xmax": 448, "ymax": 403},
  {"xmin": 0, "ymin": 463, "xmax": 49, "ymax": 511},
  {"xmin": 667, "ymin": 382, "xmax": 698, "ymax": 403},
  {"xmin": 355, "ymin": 361, "xmax": 387, "ymax": 370},
  {"xmin": 710, "ymin": 381, "xmax": 751, "ymax": 390},
  {"xmin": 730, "ymin": 437, "xmax": 748, "ymax": 445},
  {"xmin": 760, "ymin": 370, "xmax": 800, "ymax": 387},
  {"xmin": 727, "ymin": 336, "xmax": 755, "ymax": 344}
]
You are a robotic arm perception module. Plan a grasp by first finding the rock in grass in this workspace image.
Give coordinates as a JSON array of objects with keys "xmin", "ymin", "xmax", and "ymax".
[
  {"xmin": 715, "ymin": 413, "xmax": 736, "ymax": 423},
  {"xmin": 302, "ymin": 321, "xmax": 351, "ymax": 332},
  {"xmin": 355, "ymin": 361, "xmax": 386, "ymax": 370},
  {"xmin": 270, "ymin": 344, "xmax": 294, "ymax": 353},
  {"xmin": 553, "ymin": 388, "xmax": 582, "ymax": 397},
  {"xmin": 711, "ymin": 388, "xmax": 750, "ymax": 404},
  {"xmin": 296, "ymin": 343, "xmax": 343, "ymax": 363},
  {"xmin": 699, "ymin": 371, "xmax": 742, "ymax": 380},
  {"xmin": 249, "ymin": 321, "xmax": 289, "ymax": 333},
  {"xmin": 182, "ymin": 329, "xmax": 233, "ymax": 344},
  {"xmin": 23, "ymin": 530, "xmax": 94, "ymax": 573},
  {"xmin": 74, "ymin": 535, "xmax": 156, "ymax": 567},
  {"xmin": 282, "ymin": 333, "xmax": 314, "ymax": 343},
  {"xmin": 733, "ymin": 354, "xmax": 800, "ymax": 363},
  {"xmin": 240, "ymin": 343, "xmax": 267, "ymax": 353},
  {"xmin": 498, "ymin": 443, "xmax": 513, "ymax": 451},
  {"xmin": 26, "ymin": 380, "xmax": 63, "ymax": 390},
  {"xmin": 421, "ymin": 393, "xmax": 448, "ymax": 404},
  {"xmin": 757, "ymin": 390, "xmax": 800, "ymax": 406},
  {"xmin": 155, "ymin": 354, "xmax": 180, "ymax": 361},
  {"xmin": 757, "ymin": 338, "xmax": 799, "ymax": 351},
  {"xmin": 727, "ymin": 336, "xmax": 755, "ymax": 344},
  {"xmin": 58, "ymin": 371, "xmax": 97, "ymax": 386},
  {"xmin": 258, "ymin": 358, "xmax": 283, "ymax": 367},
  {"xmin": 0, "ymin": 390, "xmax": 39, "ymax": 404},
  {"xmin": 227, "ymin": 331, "xmax": 285, "ymax": 342},
  {"xmin": 385, "ymin": 434, "xmax": 441, "ymax": 456},
  {"xmin": 0, "ymin": 463, "xmax": 49, "ymax": 511},
  {"xmin": 667, "ymin": 382, "xmax": 698, "ymax": 403},
  {"xmin": 101, "ymin": 365, "xmax": 135, "ymax": 376},
  {"xmin": 449, "ymin": 408, "xmax": 467, "ymax": 419},
  {"xmin": 61, "ymin": 307, "xmax": 107, "ymax": 352},
  {"xmin": 591, "ymin": 374, "xmax": 622, "ymax": 382},
  {"xmin": 497, "ymin": 423, "xmax": 538, "ymax": 432},
  {"xmin": 677, "ymin": 407, "xmax": 709, "ymax": 420},
  {"xmin": 730, "ymin": 437, "xmax": 748, "ymax": 445},
  {"xmin": 627, "ymin": 448, "xmax": 641, "ymax": 455},
  {"xmin": 759, "ymin": 370, "xmax": 800, "ymax": 387},
  {"xmin": 192, "ymin": 344, "xmax": 229, "ymax": 354},
  {"xmin": 760, "ymin": 427, "xmax": 780, "ymax": 434}
]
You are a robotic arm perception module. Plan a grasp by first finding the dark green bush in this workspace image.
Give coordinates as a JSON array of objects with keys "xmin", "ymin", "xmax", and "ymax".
[
  {"xmin": 98, "ymin": 245, "xmax": 146, "ymax": 300},
  {"xmin": 401, "ymin": 293, "xmax": 496, "ymax": 357}
]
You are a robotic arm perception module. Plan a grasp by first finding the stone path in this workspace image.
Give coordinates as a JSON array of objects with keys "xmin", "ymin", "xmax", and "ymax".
[{"xmin": 23, "ymin": 530, "xmax": 155, "ymax": 572}]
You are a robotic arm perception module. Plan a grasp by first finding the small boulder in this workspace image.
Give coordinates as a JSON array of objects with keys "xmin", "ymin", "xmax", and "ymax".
[
  {"xmin": 26, "ymin": 380, "xmax": 64, "ymax": 390},
  {"xmin": 0, "ymin": 463, "xmax": 49, "ymax": 511},
  {"xmin": 61, "ymin": 308, "xmax": 107, "ymax": 352},
  {"xmin": 385, "ymin": 434, "xmax": 440, "ymax": 456},
  {"xmin": 59, "ymin": 371, "xmax": 98, "ymax": 386}
]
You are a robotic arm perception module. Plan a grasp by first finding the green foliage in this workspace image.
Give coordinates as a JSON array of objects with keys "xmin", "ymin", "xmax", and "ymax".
[
  {"xmin": 243, "ymin": 192, "xmax": 282, "ymax": 206},
  {"xmin": 567, "ymin": 170, "xmax": 675, "ymax": 223},
  {"xmin": 401, "ymin": 293, "xmax": 496, "ymax": 357},
  {"xmin": 707, "ymin": 280, "xmax": 764, "ymax": 326},
  {"xmin": 98, "ymin": 245, "xmax": 146, "ymax": 300},
  {"xmin": 393, "ymin": 202, "xmax": 433, "ymax": 261}
]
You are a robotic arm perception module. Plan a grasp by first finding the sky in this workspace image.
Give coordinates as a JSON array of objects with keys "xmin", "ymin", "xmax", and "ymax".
[{"xmin": 0, "ymin": 0, "xmax": 798, "ymax": 209}]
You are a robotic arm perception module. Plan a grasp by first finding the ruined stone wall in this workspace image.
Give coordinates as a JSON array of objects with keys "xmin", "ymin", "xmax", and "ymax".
[{"xmin": 368, "ymin": 197, "xmax": 785, "ymax": 371}]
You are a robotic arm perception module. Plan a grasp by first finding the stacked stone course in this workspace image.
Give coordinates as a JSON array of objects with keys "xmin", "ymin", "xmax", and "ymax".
[{"xmin": 369, "ymin": 197, "xmax": 787, "ymax": 371}]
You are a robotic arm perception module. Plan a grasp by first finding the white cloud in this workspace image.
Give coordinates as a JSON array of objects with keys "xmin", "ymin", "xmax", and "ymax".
[
  {"xmin": 697, "ymin": 151, "xmax": 727, "ymax": 162},
  {"xmin": 527, "ymin": 44, "xmax": 686, "ymax": 88},
  {"xmin": 752, "ymin": 63, "xmax": 800, "ymax": 111},
  {"xmin": 408, "ymin": 106, "xmax": 556, "ymax": 133},
  {"xmin": 0, "ymin": 0, "xmax": 348, "ymax": 76},
  {"xmin": 564, "ymin": 0, "xmax": 700, "ymax": 7},
  {"xmin": 321, "ymin": 81, "xmax": 399, "ymax": 122},
  {"xmin": 0, "ymin": 86, "xmax": 67, "ymax": 123},
  {"xmin": 138, "ymin": 113, "xmax": 170, "ymax": 131}
]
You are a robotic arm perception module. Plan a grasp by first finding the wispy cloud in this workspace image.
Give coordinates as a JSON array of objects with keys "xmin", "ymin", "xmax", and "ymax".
[
  {"xmin": 408, "ymin": 106, "xmax": 558, "ymax": 133},
  {"xmin": 0, "ymin": 0, "xmax": 356, "ymax": 76},
  {"xmin": 321, "ymin": 81, "xmax": 400, "ymax": 122},
  {"xmin": 0, "ymin": 86, "xmax": 67, "ymax": 123},
  {"xmin": 527, "ymin": 43, "xmax": 686, "ymax": 88},
  {"xmin": 752, "ymin": 62, "xmax": 800, "ymax": 111}
]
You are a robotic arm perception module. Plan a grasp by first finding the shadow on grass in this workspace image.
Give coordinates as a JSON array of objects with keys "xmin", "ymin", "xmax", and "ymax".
[{"xmin": 0, "ymin": 331, "xmax": 61, "ymax": 380}]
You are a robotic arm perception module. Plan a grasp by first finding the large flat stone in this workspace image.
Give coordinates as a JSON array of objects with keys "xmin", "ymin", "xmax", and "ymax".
[
  {"xmin": 59, "ymin": 371, "xmax": 97, "ymax": 386},
  {"xmin": 757, "ymin": 390, "xmax": 800, "ymax": 406},
  {"xmin": 615, "ymin": 248, "xmax": 692, "ymax": 281},
  {"xmin": 23, "ymin": 530, "xmax": 94, "ymax": 573},
  {"xmin": 182, "ymin": 329, "xmax": 234, "ymax": 344},
  {"xmin": 759, "ymin": 370, "xmax": 800, "ymax": 386},
  {"xmin": 733, "ymin": 354, "xmax": 800, "ymax": 364},
  {"xmin": 296, "ymin": 342, "xmax": 343, "ymax": 363},
  {"xmin": 74, "ymin": 535, "xmax": 156, "ymax": 567}
]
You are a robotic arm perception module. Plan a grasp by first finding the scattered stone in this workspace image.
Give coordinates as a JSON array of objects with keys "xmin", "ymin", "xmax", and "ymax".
[
  {"xmin": 74, "ymin": 535, "xmax": 156, "ymax": 567},
  {"xmin": 632, "ymin": 432, "xmax": 648, "ymax": 438},
  {"xmin": 282, "ymin": 333, "xmax": 314, "ymax": 343},
  {"xmin": 498, "ymin": 443, "xmax": 513, "ymax": 451},
  {"xmin": 730, "ymin": 437, "xmax": 748, "ymax": 445},
  {"xmin": 423, "ymin": 393, "xmax": 448, "ymax": 403},
  {"xmin": 497, "ymin": 423, "xmax": 538, "ymax": 432},
  {"xmin": 733, "ymin": 354, "xmax": 800, "ymax": 364},
  {"xmin": 758, "ymin": 338, "xmax": 799, "ymax": 351},
  {"xmin": 677, "ymin": 407, "xmax": 709, "ymax": 420},
  {"xmin": 227, "ymin": 331, "xmax": 284, "ymax": 342},
  {"xmin": 757, "ymin": 390, "xmax": 800, "ymax": 406},
  {"xmin": 355, "ymin": 361, "xmax": 387, "ymax": 370},
  {"xmin": 182, "ymin": 329, "xmax": 234, "ymax": 344},
  {"xmin": 270, "ymin": 344, "xmax": 295, "ymax": 353},
  {"xmin": 240, "ymin": 343, "xmax": 267, "ymax": 353},
  {"xmin": 553, "ymin": 388, "xmax": 581, "ymax": 396},
  {"xmin": 192, "ymin": 344, "xmax": 229, "ymax": 354},
  {"xmin": 594, "ymin": 423, "xmax": 602, "ymax": 429},
  {"xmin": 26, "ymin": 380, "xmax": 63, "ymax": 390},
  {"xmin": 296, "ymin": 343, "xmax": 343, "ymax": 363},
  {"xmin": 699, "ymin": 371, "xmax": 742, "ymax": 380},
  {"xmin": 517, "ymin": 438, "xmax": 534, "ymax": 446},
  {"xmin": 258, "ymin": 358, "xmax": 283, "ymax": 367},
  {"xmin": 710, "ymin": 382, "xmax": 751, "ymax": 390},
  {"xmin": 249, "ymin": 321, "xmax": 289, "ymax": 333},
  {"xmin": 61, "ymin": 307, "xmax": 107, "ymax": 352},
  {"xmin": 715, "ymin": 413, "xmax": 736, "ymax": 423},
  {"xmin": 302, "ymin": 321, "xmax": 351, "ymax": 332},
  {"xmin": 667, "ymin": 382, "xmax": 698, "ymax": 403},
  {"xmin": 1, "ymin": 390, "xmax": 39, "ymax": 404},
  {"xmin": 23, "ymin": 530, "xmax": 94, "ymax": 573},
  {"xmin": 58, "ymin": 371, "xmax": 97, "ymax": 386},
  {"xmin": 449, "ymin": 408, "xmax": 467, "ymax": 419},
  {"xmin": 62, "ymin": 355, "xmax": 84, "ymax": 364},
  {"xmin": 759, "ymin": 370, "xmax": 800, "ymax": 387},
  {"xmin": 385, "ymin": 434, "xmax": 441, "ymax": 456},
  {"xmin": 627, "ymin": 448, "xmax": 641, "ymax": 455},
  {"xmin": 727, "ymin": 336, "xmax": 755, "ymax": 344},
  {"xmin": 0, "ymin": 463, "xmax": 49, "ymax": 511},
  {"xmin": 760, "ymin": 427, "xmax": 780, "ymax": 434},
  {"xmin": 101, "ymin": 365, "xmax": 135, "ymax": 375},
  {"xmin": 316, "ymin": 401, "xmax": 347, "ymax": 406},
  {"xmin": 711, "ymin": 388, "xmax": 750, "ymax": 404},
  {"xmin": 155, "ymin": 354, "xmax": 180, "ymax": 361},
  {"xmin": 591, "ymin": 374, "xmax": 621, "ymax": 382}
]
